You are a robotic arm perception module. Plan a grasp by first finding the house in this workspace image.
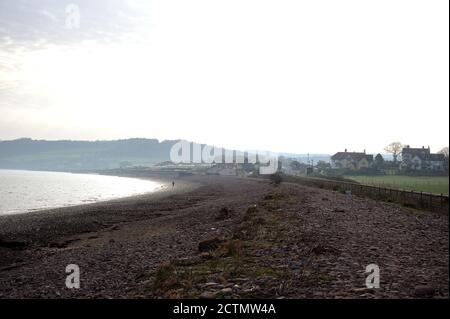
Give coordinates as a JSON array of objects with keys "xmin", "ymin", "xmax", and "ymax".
[
  {"xmin": 331, "ymin": 149, "xmax": 374, "ymax": 171},
  {"xmin": 401, "ymin": 146, "xmax": 446, "ymax": 171}
]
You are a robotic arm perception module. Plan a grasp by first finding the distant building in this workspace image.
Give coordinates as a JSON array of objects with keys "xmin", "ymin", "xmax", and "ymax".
[
  {"xmin": 331, "ymin": 149, "xmax": 374, "ymax": 171},
  {"xmin": 401, "ymin": 146, "xmax": 446, "ymax": 171},
  {"xmin": 206, "ymin": 164, "xmax": 237, "ymax": 176}
]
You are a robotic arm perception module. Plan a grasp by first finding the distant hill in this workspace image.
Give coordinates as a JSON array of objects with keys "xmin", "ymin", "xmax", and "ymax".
[
  {"xmin": 0, "ymin": 138, "xmax": 180, "ymax": 171},
  {"xmin": 0, "ymin": 138, "xmax": 336, "ymax": 172}
]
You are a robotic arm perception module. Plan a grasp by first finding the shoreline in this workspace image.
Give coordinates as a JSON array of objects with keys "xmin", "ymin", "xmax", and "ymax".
[
  {"xmin": 0, "ymin": 170, "xmax": 194, "ymax": 218},
  {"xmin": 0, "ymin": 176, "xmax": 201, "ymax": 246},
  {"xmin": 0, "ymin": 175, "xmax": 448, "ymax": 299}
]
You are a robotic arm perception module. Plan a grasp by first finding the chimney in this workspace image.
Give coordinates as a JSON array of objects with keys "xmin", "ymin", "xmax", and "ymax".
[{"xmin": 364, "ymin": 149, "xmax": 366, "ymax": 154}]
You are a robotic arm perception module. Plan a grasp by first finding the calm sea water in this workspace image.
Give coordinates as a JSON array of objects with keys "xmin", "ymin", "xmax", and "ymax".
[{"xmin": 0, "ymin": 169, "xmax": 163, "ymax": 215}]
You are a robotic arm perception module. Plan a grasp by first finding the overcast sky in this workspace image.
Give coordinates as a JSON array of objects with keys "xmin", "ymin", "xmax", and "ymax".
[{"xmin": 0, "ymin": 0, "xmax": 448, "ymax": 154}]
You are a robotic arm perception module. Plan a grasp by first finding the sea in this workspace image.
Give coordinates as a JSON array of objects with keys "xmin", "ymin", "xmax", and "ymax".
[{"xmin": 0, "ymin": 169, "xmax": 162, "ymax": 215}]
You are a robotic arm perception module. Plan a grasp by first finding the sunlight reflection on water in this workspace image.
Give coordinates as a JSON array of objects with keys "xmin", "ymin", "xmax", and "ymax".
[{"xmin": 0, "ymin": 169, "xmax": 163, "ymax": 215}]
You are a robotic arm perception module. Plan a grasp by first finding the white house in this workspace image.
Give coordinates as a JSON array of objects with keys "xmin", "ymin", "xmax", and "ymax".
[
  {"xmin": 401, "ymin": 146, "xmax": 446, "ymax": 171},
  {"xmin": 331, "ymin": 150, "xmax": 374, "ymax": 171}
]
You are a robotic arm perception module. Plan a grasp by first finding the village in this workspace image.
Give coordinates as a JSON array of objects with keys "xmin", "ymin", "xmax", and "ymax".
[
  {"xmin": 197, "ymin": 144, "xmax": 447, "ymax": 175},
  {"xmin": 329, "ymin": 146, "xmax": 447, "ymax": 173},
  {"xmin": 175, "ymin": 143, "xmax": 449, "ymax": 196}
]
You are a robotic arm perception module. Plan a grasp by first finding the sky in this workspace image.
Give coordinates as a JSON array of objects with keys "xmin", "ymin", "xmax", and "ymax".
[{"xmin": 0, "ymin": 0, "xmax": 448, "ymax": 154}]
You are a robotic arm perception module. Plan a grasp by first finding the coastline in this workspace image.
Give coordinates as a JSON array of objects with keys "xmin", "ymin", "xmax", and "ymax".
[
  {"xmin": 0, "ymin": 174, "xmax": 201, "ymax": 247},
  {"xmin": 0, "ymin": 175, "xmax": 448, "ymax": 299},
  {"xmin": 0, "ymin": 170, "xmax": 188, "ymax": 217}
]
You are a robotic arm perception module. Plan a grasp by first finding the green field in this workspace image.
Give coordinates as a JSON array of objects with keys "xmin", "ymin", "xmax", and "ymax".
[{"xmin": 346, "ymin": 175, "xmax": 449, "ymax": 195}]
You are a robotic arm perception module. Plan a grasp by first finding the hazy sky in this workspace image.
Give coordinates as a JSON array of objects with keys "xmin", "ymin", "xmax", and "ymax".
[{"xmin": 0, "ymin": 0, "xmax": 448, "ymax": 154}]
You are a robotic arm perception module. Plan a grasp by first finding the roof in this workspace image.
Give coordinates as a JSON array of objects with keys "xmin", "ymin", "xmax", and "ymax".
[
  {"xmin": 429, "ymin": 153, "xmax": 446, "ymax": 161},
  {"xmin": 331, "ymin": 152, "xmax": 373, "ymax": 162},
  {"xmin": 402, "ymin": 147, "xmax": 445, "ymax": 162},
  {"xmin": 402, "ymin": 147, "xmax": 430, "ymax": 156}
]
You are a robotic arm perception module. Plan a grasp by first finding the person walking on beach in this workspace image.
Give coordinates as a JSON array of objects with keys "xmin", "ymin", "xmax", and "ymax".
[{"xmin": 172, "ymin": 181, "xmax": 175, "ymax": 188}]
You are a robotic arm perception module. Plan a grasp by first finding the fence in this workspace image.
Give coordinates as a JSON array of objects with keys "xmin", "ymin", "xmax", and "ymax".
[{"xmin": 280, "ymin": 175, "xmax": 449, "ymax": 214}]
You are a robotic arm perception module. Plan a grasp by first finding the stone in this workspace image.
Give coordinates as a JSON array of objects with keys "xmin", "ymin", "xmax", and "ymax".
[
  {"xmin": 221, "ymin": 288, "xmax": 233, "ymax": 295},
  {"xmin": 215, "ymin": 207, "xmax": 232, "ymax": 221},
  {"xmin": 198, "ymin": 237, "xmax": 223, "ymax": 252},
  {"xmin": 199, "ymin": 291, "xmax": 218, "ymax": 299},
  {"xmin": 414, "ymin": 286, "xmax": 435, "ymax": 297},
  {"xmin": 313, "ymin": 291, "xmax": 324, "ymax": 297}
]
